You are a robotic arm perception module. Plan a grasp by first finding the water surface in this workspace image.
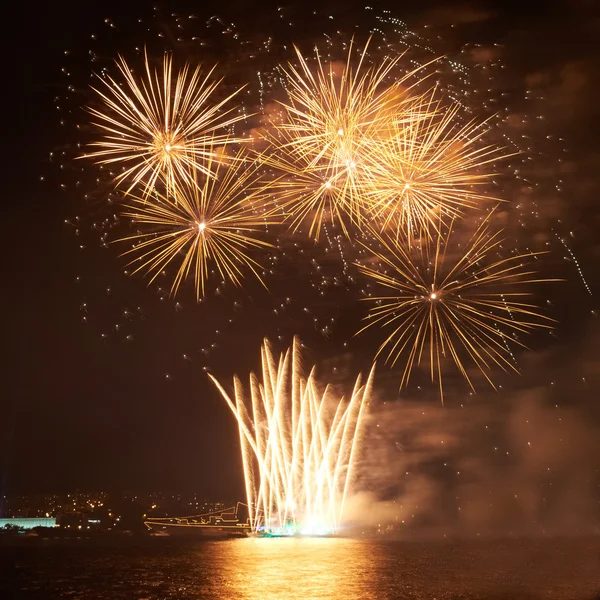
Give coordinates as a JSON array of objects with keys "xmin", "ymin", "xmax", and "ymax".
[{"xmin": 2, "ymin": 537, "xmax": 599, "ymax": 599}]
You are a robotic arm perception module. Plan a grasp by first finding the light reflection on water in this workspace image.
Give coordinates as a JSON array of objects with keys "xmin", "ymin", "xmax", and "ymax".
[
  {"xmin": 2, "ymin": 536, "xmax": 599, "ymax": 599},
  {"xmin": 203, "ymin": 538, "xmax": 377, "ymax": 599}
]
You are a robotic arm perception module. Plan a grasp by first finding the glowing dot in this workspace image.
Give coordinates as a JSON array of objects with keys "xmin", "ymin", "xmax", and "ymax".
[
  {"xmin": 338, "ymin": 129, "xmax": 344, "ymax": 136},
  {"xmin": 165, "ymin": 144, "xmax": 171, "ymax": 152},
  {"xmin": 430, "ymin": 292, "xmax": 437, "ymax": 300},
  {"xmin": 197, "ymin": 221, "xmax": 206, "ymax": 232},
  {"xmin": 325, "ymin": 181, "xmax": 332, "ymax": 189},
  {"xmin": 404, "ymin": 183, "xmax": 411, "ymax": 190}
]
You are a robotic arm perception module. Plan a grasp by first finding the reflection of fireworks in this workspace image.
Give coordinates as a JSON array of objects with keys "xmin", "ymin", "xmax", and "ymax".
[
  {"xmin": 363, "ymin": 94, "xmax": 507, "ymax": 240},
  {"xmin": 119, "ymin": 145, "xmax": 274, "ymax": 299},
  {"xmin": 357, "ymin": 212, "xmax": 555, "ymax": 402},
  {"xmin": 209, "ymin": 337, "xmax": 374, "ymax": 535},
  {"xmin": 270, "ymin": 39, "xmax": 434, "ymax": 238},
  {"xmin": 82, "ymin": 51, "xmax": 246, "ymax": 197}
]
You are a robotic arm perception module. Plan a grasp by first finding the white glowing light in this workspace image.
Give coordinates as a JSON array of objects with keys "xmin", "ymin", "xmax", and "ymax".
[
  {"xmin": 197, "ymin": 221, "xmax": 206, "ymax": 232},
  {"xmin": 209, "ymin": 338, "xmax": 374, "ymax": 535}
]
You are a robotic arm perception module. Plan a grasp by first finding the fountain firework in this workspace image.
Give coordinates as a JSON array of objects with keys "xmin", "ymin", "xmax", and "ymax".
[{"xmin": 209, "ymin": 338, "xmax": 375, "ymax": 536}]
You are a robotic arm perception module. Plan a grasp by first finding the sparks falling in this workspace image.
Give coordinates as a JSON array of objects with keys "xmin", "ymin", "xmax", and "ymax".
[
  {"xmin": 209, "ymin": 338, "xmax": 375, "ymax": 535},
  {"xmin": 82, "ymin": 50, "xmax": 246, "ymax": 198},
  {"xmin": 119, "ymin": 144, "xmax": 275, "ymax": 299},
  {"xmin": 356, "ymin": 211, "xmax": 556, "ymax": 402}
]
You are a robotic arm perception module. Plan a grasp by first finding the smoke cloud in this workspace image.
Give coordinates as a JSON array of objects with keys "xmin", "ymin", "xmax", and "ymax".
[{"xmin": 344, "ymin": 325, "xmax": 600, "ymax": 538}]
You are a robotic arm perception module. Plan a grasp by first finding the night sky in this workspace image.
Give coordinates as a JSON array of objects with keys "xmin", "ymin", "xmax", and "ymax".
[{"xmin": 5, "ymin": 0, "xmax": 600, "ymax": 533}]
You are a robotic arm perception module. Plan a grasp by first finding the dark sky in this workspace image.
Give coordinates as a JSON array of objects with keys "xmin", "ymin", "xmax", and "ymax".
[{"xmin": 4, "ymin": 0, "xmax": 600, "ymax": 532}]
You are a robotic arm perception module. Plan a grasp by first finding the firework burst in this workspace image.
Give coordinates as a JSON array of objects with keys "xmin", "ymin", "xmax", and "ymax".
[
  {"xmin": 119, "ymin": 145, "xmax": 275, "ymax": 299},
  {"xmin": 259, "ymin": 128, "xmax": 369, "ymax": 240},
  {"xmin": 209, "ymin": 337, "xmax": 375, "ymax": 535},
  {"xmin": 363, "ymin": 94, "xmax": 508, "ymax": 240},
  {"xmin": 82, "ymin": 50, "xmax": 247, "ymax": 198},
  {"xmin": 356, "ymin": 211, "xmax": 556, "ymax": 402},
  {"xmin": 270, "ymin": 38, "xmax": 435, "ymax": 238}
]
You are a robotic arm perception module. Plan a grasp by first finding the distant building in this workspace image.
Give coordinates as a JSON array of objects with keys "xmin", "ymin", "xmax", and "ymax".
[{"xmin": 0, "ymin": 517, "xmax": 56, "ymax": 529}]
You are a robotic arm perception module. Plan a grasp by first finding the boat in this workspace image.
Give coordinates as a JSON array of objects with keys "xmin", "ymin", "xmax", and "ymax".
[{"xmin": 144, "ymin": 502, "xmax": 251, "ymax": 538}]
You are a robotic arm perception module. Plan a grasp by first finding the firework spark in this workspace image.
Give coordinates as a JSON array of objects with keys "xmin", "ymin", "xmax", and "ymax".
[
  {"xmin": 356, "ymin": 211, "xmax": 556, "ymax": 402},
  {"xmin": 363, "ymin": 94, "xmax": 507, "ymax": 240},
  {"xmin": 119, "ymin": 145, "xmax": 275, "ymax": 299},
  {"xmin": 259, "ymin": 127, "xmax": 368, "ymax": 240},
  {"xmin": 209, "ymin": 337, "xmax": 374, "ymax": 535},
  {"xmin": 269, "ymin": 38, "xmax": 435, "ymax": 238},
  {"xmin": 83, "ymin": 50, "xmax": 247, "ymax": 197}
]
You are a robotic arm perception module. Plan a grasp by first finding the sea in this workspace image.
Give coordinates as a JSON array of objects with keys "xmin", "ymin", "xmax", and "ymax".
[{"xmin": 1, "ymin": 537, "xmax": 599, "ymax": 599}]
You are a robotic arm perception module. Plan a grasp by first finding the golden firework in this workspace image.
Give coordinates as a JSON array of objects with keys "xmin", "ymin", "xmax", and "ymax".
[
  {"xmin": 270, "ymin": 38, "xmax": 435, "ymax": 238},
  {"xmin": 82, "ymin": 50, "xmax": 247, "ymax": 198},
  {"xmin": 356, "ymin": 211, "xmax": 555, "ymax": 402},
  {"xmin": 363, "ymin": 94, "xmax": 507, "ymax": 240},
  {"xmin": 209, "ymin": 337, "xmax": 374, "ymax": 535},
  {"xmin": 119, "ymin": 144, "xmax": 275, "ymax": 299},
  {"xmin": 259, "ymin": 128, "xmax": 368, "ymax": 239}
]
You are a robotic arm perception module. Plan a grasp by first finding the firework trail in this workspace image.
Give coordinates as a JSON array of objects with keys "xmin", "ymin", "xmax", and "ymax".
[
  {"xmin": 209, "ymin": 337, "xmax": 375, "ymax": 535},
  {"xmin": 553, "ymin": 231, "xmax": 593, "ymax": 296}
]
